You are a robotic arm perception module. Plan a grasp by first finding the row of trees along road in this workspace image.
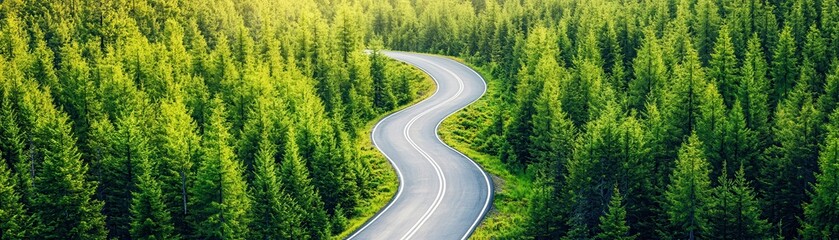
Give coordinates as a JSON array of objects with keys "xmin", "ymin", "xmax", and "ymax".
[{"xmin": 0, "ymin": 0, "xmax": 429, "ymax": 239}]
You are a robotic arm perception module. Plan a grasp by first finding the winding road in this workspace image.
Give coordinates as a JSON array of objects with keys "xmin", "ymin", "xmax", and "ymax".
[{"xmin": 347, "ymin": 52, "xmax": 493, "ymax": 240}]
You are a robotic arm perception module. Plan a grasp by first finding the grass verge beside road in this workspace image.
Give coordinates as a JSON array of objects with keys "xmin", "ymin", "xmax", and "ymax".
[{"xmin": 438, "ymin": 62, "xmax": 534, "ymax": 239}]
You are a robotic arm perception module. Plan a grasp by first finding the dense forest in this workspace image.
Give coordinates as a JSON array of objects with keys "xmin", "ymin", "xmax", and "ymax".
[
  {"xmin": 0, "ymin": 0, "xmax": 433, "ymax": 239},
  {"xmin": 411, "ymin": 0, "xmax": 839, "ymax": 239},
  {"xmin": 2, "ymin": 0, "xmax": 839, "ymax": 239}
]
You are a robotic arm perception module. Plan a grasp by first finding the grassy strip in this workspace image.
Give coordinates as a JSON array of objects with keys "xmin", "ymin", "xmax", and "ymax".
[
  {"xmin": 437, "ymin": 62, "xmax": 535, "ymax": 239},
  {"xmin": 334, "ymin": 59, "xmax": 436, "ymax": 239}
]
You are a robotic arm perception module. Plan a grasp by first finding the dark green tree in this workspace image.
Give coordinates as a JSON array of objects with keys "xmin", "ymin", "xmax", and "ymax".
[
  {"xmin": 189, "ymin": 99, "xmax": 251, "ymax": 239},
  {"xmin": 800, "ymin": 109, "xmax": 839, "ymax": 238},
  {"xmin": 249, "ymin": 133, "xmax": 304, "ymax": 239},
  {"xmin": 0, "ymin": 155, "xmax": 28, "ymax": 239},
  {"xmin": 24, "ymin": 87, "xmax": 107, "ymax": 239},
  {"xmin": 761, "ymin": 83, "xmax": 821, "ymax": 238},
  {"xmin": 665, "ymin": 134, "xmax": 712, "ymax": 239},
  {"xmin": 281, "ymin": 127, "xmax": 330, "ymax": 239},
  {"xmin": 130, "ymin": 155, "xmax": 177, "ymax": 240},
  {"xmin": 709, "ymin": 25, "xmax": 739, "ymax": 108},
  {"xmin": 595, "ymin": 187, "xmax": 636, "ymax": 240},
  {"xmin": 707, "ymin": 165, "xmax": 770, "ymax": 239},
  {"xmin": 770, "ymin": 27, "xmax": 798, "ymax": 106},
  {"xmin": 154, "ymin": 97, "xmax": 201, "ymax": 236}
]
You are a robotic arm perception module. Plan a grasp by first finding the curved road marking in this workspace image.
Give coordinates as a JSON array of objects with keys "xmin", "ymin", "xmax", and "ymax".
[
  {"xmin": 346, "ymin": 54, "xmax": 445, "ymax": 240},
  {"xmin": 346, "ymin": 52, "xmax": 492, "ymax": 240}
]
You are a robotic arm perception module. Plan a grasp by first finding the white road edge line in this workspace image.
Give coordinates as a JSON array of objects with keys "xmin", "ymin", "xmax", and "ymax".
[
  {"xmin": 415, "ymin": 56, "xmax": 492, "ymax": 240},
  {"xmin": 346, "ymin": 52, "xmax": 492, "ymax": 240},
  {"xmin": 346, "ymin": 51, "xmax": 446, "ymax": 240},
  {"xmin": 400, "ymin": 55, "xmax": 465, "ymax": 240}
]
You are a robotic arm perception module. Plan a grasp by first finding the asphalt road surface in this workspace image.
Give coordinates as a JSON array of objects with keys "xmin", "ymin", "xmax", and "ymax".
[{"xmin": 347, "ymin": 52, "xmax": 493, "ymax": 240}]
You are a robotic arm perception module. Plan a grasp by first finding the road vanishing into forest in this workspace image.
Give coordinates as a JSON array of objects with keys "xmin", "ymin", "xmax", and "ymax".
[{"xmin": 347, "ymin": 52, "xmax": 493, "ymax": 240}]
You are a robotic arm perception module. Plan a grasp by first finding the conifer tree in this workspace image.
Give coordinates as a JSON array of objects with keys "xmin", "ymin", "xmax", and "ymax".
[
  {"xmin": 629, "ymin": 29, "xmax": 666, "ymax": 112},
  {"xmin": 761, "ymin": 83, "xmax": 821, "ymax": 238},
  {"xmin": 709, "ymin": 25, "xmax": 739, "ymax": 108},
  {"xmin": 693, "ymin": 0, "xmax": 721, "ymax": 63},
  {"xmin": 595, "ymin": 187, "xmax": 636, "ymax": 240},
  {"xmin": 665, "ymin": 134, "xmax": 712, "ymax": 239},
  {"xmin": 0, "ymin": 155, "xmax": 28, "ymax": 239},
  {"xmin": 527, "ymin": 67, "xmax": 576, "ymax": 238},
  {"xmin": 24, "ymin": 87, "xmax": 107, "ymax": 239},
  {"xmin": 98, "ymin": 112, "xmax": 152, "ymax": 239},
  {"xmin": 696, "ymin": 83, "xmax": 728, "ymax": 181},
  {"xmin": 799, "ymin": 109, "xmax": 839, "ymax": 238},
  {"xmin": 250, "ymin": 133, "xmax": 304, "ymax": 239},
  {"xmin": 189, "ymin": 99, "xmax": 251, "ymax": 239},
  {"xmin": 565, "ymin": 103, "xmax": 655, "ymax": 237},
  {"xmin": 739, "ymin": 35, "xmax": 771, "ymax": 146},
  {"xmin": 505, "ymin": 54, "xmax": 563, "ymax": 165},
  {"xmin": 130, "ymin": 155, "xmax": 177, "ymax": 240},
  {"xmin": 818, "ymin": 61, "xmax": 839, "ymax": 118},
  {"xmin": 281, "ymin": 127, "xmax": 330, "ymax": 239},
  {"xmin": 154, "ymin": 97, "xmax": 201, "ymax": 235},
  {"xmin": 707, "ymin": 165, "xmax": 770, "ymax": 239},
  {"xmin": 771, "ymin": 27, "xmax": 798, "ymax": 106}
]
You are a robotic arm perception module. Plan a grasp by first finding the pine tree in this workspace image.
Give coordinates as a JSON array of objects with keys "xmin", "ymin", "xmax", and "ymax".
[
  {"xmin": 0, "ymin": 155, "xmax": 28, "ymax": 239},
  {"xmin": 707, "ymin": 165, "xmax": 770, "ymax": 239},
  {"xmin": 505, "ymin": 54, "xmax": 563, "ymax": 165},
  {"xmin": 564, "ymin": 103, "xmax": 655, "ymax": 237},
  {"xmin": 281, "ymin": 127, "xmax": 330, "ymax": 239},
  {"xmin": 98, "ymin": 112, "xmax": 152, "ymax": 239},
  {"xmin": 595, "ymin": 187, "xmax": 636, "ymax": 240},
  {"xmin": 249, "ymin": 133, "xmax": 304, "ymax": 239},
  {"xmin": 696, "ymin": 83, "xmax": 728, "ymax": 181},
  {"xmin": 189, "ymin": 99, "xmax": 251, "ymax": 239},
  {"xmin": 802, "ymin": 26, "xmax": 827, "ymax": 82},
  {"xmin": 709, "ymin": 25, "xmax": 739, "ymax": 108},
  {"xmin": 771, "ymin": 26, "xmax": 798, "ymax": 107},
  {"xmin": 739, "ymin": 35, "xmax": 771, "ymax": 146},
  {"xmin": 629, "ymin": 29, "xmax": 667, "ymax": 112},
  {"xmin": 25, "ymin": 87, "xmax": 107, "ymax": 239},
  {"xmin": 800, "ymin": 109, "xmax": 839, "ymax": 238},
  {"xmin": 130, "ymin": 155, "xmax": 177, "ymax": 240},
  {"xmin": 693, "ymin": 0, "xmax": 721, "ymax": 63},
  {"xmin": 665, "ymin": 134, "xmax": 712, "ymax": 239},
  {"xmin": 527, "ymin": 68, "xmax": 576, "ymax": 238},
  {"xmin": 724, "ymin": 101, "xmax": 760, "ymax": 180},
  {"xmin": 818, "ymin": 61, "xmax": 839, "ymax": 118},
  {"xmin": 761, "ymin": 83, "xmax": 821, "ymax": 238},
  {"xmin": 154, "ymin": 97, "xmax": 201, "ymax": 236}
]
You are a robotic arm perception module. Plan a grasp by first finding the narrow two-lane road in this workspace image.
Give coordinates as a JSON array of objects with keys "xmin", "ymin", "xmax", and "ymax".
[{"xmin": 348, "ymin": 52, "xmax": 492, "ymax": 240}]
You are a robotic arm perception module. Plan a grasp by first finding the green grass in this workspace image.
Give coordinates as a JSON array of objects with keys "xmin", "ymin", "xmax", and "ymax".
[
  {"xmin": 334, "ymin": 59, "xmax": 436, "ymax": 239},
  {"xmin": 437, "ymin": 61, "xmax": 535, "ymax": 239}
]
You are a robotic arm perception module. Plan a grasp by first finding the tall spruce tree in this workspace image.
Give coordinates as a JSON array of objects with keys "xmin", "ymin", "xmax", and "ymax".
[
  {"xmin": 665, "ymin": 134, "xmax": 712, "ymax": 239},
  {"xmin": 189, "ymin": 99, "xmax": 251, "ymax": 239},
  {"xmin": 281, "ymin": 126, "xmax": 330, "ymax": 239},
  {"xmin": 707, "ymin": 165, "xmax": 770, "ymax": 239},
  {"xmin": 24, "ymin": 86, "xmax": 107, "ymax": 239},
  {"xmin": 130, "ymin": 155, "xmax": 177, "ymax": 240},
  {"xmin": 249, "ymin": 133, "xmax": 304, "ymax": 239},
  {"xmin": 800, "ymin": 109, "xmax": 839, "ymax": 238},
  {"xmin": 709, "ymin": 25, "xmax": 739, "ymax": 108},
  {"xmin": 761, "ymin": 83, "xmax": 821, "ymax": 238},
  {"xmin": 0, "ymin": 155, "xmax": 28, "ymax": 239},
  {"xmin": 595, "ymin": 187, "xmax": 636, "ymax": 240},
  {"xmin": 770, "ymin": 27, "xmax": 798, "ymax": 107}
]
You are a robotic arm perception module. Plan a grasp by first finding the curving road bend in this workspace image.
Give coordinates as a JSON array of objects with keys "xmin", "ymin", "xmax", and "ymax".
[{"xmin": 347, "ymin": 52, "xmax": 493, "ymax": 240}]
